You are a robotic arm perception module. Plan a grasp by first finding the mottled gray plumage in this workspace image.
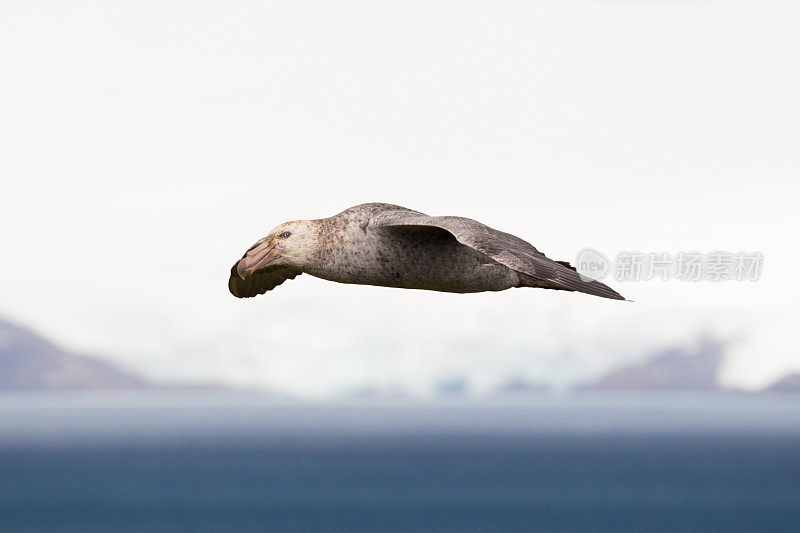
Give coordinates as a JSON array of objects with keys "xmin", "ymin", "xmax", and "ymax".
[{"xmin": 229, "ymin": 203, "xmax": 625, "ymax": 300}]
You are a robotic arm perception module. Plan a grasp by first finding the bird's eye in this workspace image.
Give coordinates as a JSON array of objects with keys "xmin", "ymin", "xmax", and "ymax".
[{"xmin": 280, "ymin": 231, "xmax": 291, "ymax": 238}]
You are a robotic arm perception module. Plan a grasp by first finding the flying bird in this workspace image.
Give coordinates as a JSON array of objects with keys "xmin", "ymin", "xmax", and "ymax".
[{"xmin": 229, "ymin": 203, "xmax": 625, "ymax": 300}]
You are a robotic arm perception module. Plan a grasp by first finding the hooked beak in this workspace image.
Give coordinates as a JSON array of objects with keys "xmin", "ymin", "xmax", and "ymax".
[{"xmin": 236, "ymin": 239, "xmax": 281, "ymax": 279}]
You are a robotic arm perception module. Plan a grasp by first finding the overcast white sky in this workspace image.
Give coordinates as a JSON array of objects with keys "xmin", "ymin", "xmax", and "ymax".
[{"xmin": 1, "ymin": 0, "xmax": 798, "ymax": 397}]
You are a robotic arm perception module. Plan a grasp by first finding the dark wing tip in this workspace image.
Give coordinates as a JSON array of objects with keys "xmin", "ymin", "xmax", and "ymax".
[
  {"xmin": 229, "ymin": 262, "xmax": 242, "ymax": 297},
  {"xmin": 549, "ymin": 279, "xmax": 626, "ymax": 300},
  {"xmin": 228, "ymin": 261, "xmax": 255, "ymax": 298},
  {"xmin": 520, "ymin": 268, "xmax": 627, "ymax": 301},
  {"xmin": 228, "ymin": 261, "xmax": 301, "ymax": 298}
]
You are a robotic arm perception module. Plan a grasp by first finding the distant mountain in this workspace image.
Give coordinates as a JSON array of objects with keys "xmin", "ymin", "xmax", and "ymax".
[
  {"xmin": 347, "ymin": 385, "xmax": 410, "ymax": 400},
  {"xmin": 492, "ymin": 377, "xmax": 549, "ymax": 396},
  {"xmin": 435, "ymin": 376, "xmax": 469, "ymax": 396},
  {"xmin": 0, "ymin": 316, "xmax": 149, "ymax": 390},
  {"xmin": 578, "ymin": 340, "xmax": 725, "ymax": 392},
  {"xmin": 763, "ymin": 373, "xmax": 800, "ymax": 393}
]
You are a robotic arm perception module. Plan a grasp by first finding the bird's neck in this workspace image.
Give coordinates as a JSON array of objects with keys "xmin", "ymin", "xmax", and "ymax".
[{"xmin": 303, "ymin": 216, "xmax": 367, "ymax": 280}]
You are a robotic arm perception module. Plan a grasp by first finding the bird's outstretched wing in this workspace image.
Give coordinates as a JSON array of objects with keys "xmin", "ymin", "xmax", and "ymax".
[
  {"xmin": 369, "ymin": 210, "xmax": 625, "ymax": 300},
  {"xmin": 228, "ymin": 261, "xmax": 302, "ymax": 298}
]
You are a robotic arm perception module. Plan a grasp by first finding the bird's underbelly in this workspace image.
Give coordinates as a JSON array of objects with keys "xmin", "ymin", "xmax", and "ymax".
[
  {"xmin": 392, "ymin": 262, "xmax": 518, "ymax": 293},
  {"xmin": 307, "ymin": 237, "xmax": 520, "ymax": 293}
]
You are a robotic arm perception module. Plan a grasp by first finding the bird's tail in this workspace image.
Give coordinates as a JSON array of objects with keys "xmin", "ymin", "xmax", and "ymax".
[{"xmin": 518, "ymin": 260, "xmax": 627, "ymax": 301}]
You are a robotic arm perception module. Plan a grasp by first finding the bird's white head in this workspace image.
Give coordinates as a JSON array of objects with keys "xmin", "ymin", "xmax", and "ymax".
[{"xmin": 235, "ymin": 220, "xmax": 319, "ymax": 279}]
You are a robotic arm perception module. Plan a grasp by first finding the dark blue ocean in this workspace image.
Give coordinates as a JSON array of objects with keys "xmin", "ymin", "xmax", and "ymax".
[{"xmin": 1, "ymin": 393, "xmax": 799, "ymax": 532}]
